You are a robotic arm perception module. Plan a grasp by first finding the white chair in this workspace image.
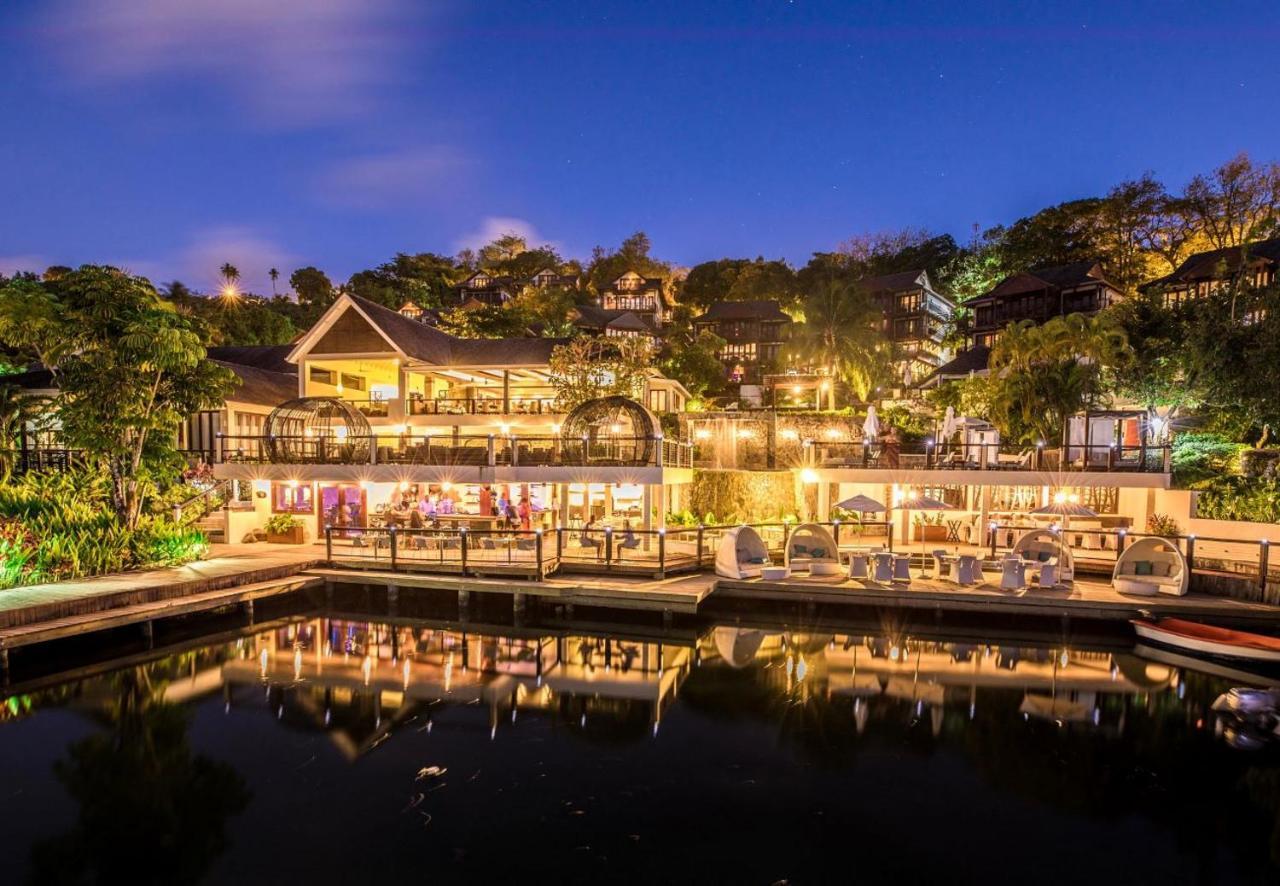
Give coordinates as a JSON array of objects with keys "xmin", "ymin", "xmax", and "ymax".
[
  {"xmin": 930, "ymin": 549, "xmax": 950, "ymax": 579},
  {"xmin": 1037, "ymin": 563, "xmax": 1058, "ymax": 588},
  {"xmin": 848, "ymin": 552, "xmax": 869, "ymax": 580},
  {"xmin": 1000, "ymin": 559, "xmax": 1026, "ymax": 590},
  {"xmin": 873, "ymin": 552, "xmax": 894, "ymax": 583},
  {"xmin": 892, "ymin": 554, "xmax": 911, "ymax": 582},
  {"xmin": 956, "ymin": 554, "xmax": 980, "ymax": 585}
]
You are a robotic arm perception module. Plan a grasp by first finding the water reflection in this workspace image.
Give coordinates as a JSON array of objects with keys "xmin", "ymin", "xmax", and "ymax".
[{"xmin": 3, "ymin": 610, "xmax": 1280, "ymax": 882}]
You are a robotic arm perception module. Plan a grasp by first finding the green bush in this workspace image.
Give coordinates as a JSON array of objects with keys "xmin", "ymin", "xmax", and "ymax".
[
  {"xmin": 1171, "ymin": 433, "xmax": 1244, "ymax": 488},
  {"xmin": 1196, "ymin": 477, "xmax": 1280, "ymax": 524},
  {"xmin": 265, "ymin": 514, "xmax": 302, "ymax": 534},
  {"xmin": 0, "ymin": 470, "xmax": 207, "ymax": 590}
]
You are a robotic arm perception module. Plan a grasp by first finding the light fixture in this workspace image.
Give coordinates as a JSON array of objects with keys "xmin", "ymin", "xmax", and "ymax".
[{"xmin": 800, "ymin": 468, "xmax": 818, "ymax": 484}]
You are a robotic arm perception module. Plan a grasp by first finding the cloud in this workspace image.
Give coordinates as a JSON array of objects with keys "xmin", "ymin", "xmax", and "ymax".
[
  {"xmin": 315, "ymin": 146, "xmax": 473, "ymax": 209},
  {"xmin": 40, "ymin": 0, "xmax": 421, "ymax": 126},
  {"xmin": 0, "ymin": 255, "xmax": 49, "ymax": 277},
  {"xmin": 454, "ymin": 217, "xmax": 559, "ymax": 254},
  {"xmin": 122, "ymin": 227, "xmax": 298, "ymax": 295}
]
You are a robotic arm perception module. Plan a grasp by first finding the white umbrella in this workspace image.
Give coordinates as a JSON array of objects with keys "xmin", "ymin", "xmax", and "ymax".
[
  {"xmin": 940, "ymin": 406, "xmax": 957, "ymax": 441},
  {"xmin": 1031, "ymin": 499, "xmax": 1099, "ymax": 570},
  {"xmin": 862, "ymin": 405, "xmax": 880, "ymax": 440},
  {"xmin": 900, "ymin": 493, "xmax": 949, "ymax": 578}
]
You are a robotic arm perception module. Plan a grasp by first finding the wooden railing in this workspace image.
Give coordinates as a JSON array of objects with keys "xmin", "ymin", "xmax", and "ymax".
[{"xmin": 807, "ymin": 440, "xmax": 1171, "ymax": 473}]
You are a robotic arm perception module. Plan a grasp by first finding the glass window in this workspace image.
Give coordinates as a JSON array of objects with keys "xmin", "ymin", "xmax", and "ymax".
[{"xmin": 272, "ymin": 483, "xmax": 314, "ymax": 514}]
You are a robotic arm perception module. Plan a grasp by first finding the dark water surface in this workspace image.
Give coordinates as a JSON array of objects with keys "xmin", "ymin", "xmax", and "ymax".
[{"xmin": 2, "ymin": 591, "xmax": 1279, "ymax": 885}]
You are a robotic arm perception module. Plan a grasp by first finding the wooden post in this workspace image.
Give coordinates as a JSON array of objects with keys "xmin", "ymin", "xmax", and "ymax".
[
  {"xmin": 389, "ymin": 527, "xmax": 398, "ymax": 571},
  {"xmin": 460, "ymin": 528, "xmax": 469, "ymax": 576},
  {"xmin": 605, "ymin": 527, "xmax": 613, "ymax": 566},
  {"xmin": 696, "ymin": 524, "xmax": 705, "ymax": 569},
  {"xmin": 325, "ymin": 525, "xmax": 332, "ymax": 562},
  {"xmin": 989, "ymin": 524, "xmax": 997, "ymax": 559},
  {"xmin": 536, "ymin": 530, "xmax": 544, "ymax": 579},
  {"xmin": 658, "ymin": 529, "xmax": 666, "ymax": 579},
  {"xmin": 1260, "ymin": 540, "xmax": 1271, "ymax": 601},
  {"xmin": 1185, "ymin": 535, "xmax": 1196, "ymax": 572}
]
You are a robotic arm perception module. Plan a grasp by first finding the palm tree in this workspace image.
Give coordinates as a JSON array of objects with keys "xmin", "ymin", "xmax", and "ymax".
[
  {"xmin": 219, "ymin": 263, "xmax": 240, "ymax": 288},
  {"xmin": 787, "ymin": 279, "xmax": 893, "ymax": 407},
  {"xmin": 268, "ymin": 267, "xmax": 279, "ymax": 296}
]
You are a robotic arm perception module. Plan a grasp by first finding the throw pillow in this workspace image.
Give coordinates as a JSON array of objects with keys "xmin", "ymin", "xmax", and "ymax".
[{"xmin": 1134, "ymin": 560, "xmax": 1153, "ymax": 576}]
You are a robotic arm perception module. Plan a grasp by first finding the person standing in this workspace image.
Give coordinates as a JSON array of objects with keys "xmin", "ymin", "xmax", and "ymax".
[{"xmin": 518, "ymin": 495, "xmax": 532, "ymax": 531}]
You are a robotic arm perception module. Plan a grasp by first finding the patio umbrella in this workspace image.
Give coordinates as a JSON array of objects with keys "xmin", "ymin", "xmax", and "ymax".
[
  {"xmin": 1031, "ymin": 499, "xmax": 1099, "ymax": 564},
  {"xmin": 900, "ymin": 493, "xmax": 949, "ymax": 578},
  {"xmin": 939, "ymin": 406, "xmax": 957, "ymax": 441},
  {"xmin": 835, "ymin": 494, "xmax": 886, "ymax": 514},
  {"xmin": 862, "ymin": 405, "xmax": 880, "ymax": 440}
]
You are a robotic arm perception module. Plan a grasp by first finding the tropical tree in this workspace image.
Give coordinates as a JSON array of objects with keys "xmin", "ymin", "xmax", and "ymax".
[
  {"xmin": 218, "ymin": 263, "xmax": 240, "ymax": 290},
  {"xmin": 786, "ymin": 278, "xmax": 894, "ymax": 407},
  {"xmin": 548, "ymin": 336, "xmax": 652, "ymax": 412},
  {"xmin": 985, "ymin": 313, "xmax": 1131, "ymax": 444},
  {"xmin": 0, "ymin": 267, "xmax": 237, "ymax": 527},
  {"xmin": 658, "ymin": 328, "xmax": 728, "ymax": 400},
  {"xmin": 268, "ymin": 267, "xmax": 279, "ymax": 295}
]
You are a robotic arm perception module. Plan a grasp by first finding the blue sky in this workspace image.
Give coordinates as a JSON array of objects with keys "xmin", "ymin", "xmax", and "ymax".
[{"xmin": 2, "ymin": 0, "xmax": 1278, "ymax": 293}]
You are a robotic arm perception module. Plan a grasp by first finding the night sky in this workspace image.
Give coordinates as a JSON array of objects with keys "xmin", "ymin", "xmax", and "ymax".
[{"xmin": 2, "ymin": 0, "xmax": 1278, "ymax": 293}]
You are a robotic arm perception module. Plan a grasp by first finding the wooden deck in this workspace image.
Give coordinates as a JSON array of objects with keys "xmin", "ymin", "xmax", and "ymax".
[{"xmin": 714, "ymin": 572, "xmax": 1280, "ymax": 625}]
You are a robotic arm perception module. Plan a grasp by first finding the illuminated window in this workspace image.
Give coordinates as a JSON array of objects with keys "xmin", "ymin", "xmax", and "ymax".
[{"xmin": 272, "ymin": 483, "xmax": 314, "ymax": 514}]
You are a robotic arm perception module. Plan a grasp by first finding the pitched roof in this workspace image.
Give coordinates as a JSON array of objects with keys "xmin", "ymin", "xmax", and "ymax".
[
  {"xmin": 858, "ymin": 269, "xmax": 930, "ymax": 295},
  {"xmin": 214, "ymin": 360, "xmax": 298, "ymax": 407},
  {"xmin": 695, "ymin": 300, "xmax": 791, "ymax": 322},
  {"xmin": 1142, "ymin": 237, "xmax": 1280, "ymax": 290},
  {"xmin": 345, "ymin": 295, "xmax": 564, "ymax": 366},
  {"xmin": 206, "ymin": 345, "xmax": 294, "ymax": 374},
  {"xmin": 572, "ymin": 305, "xmax": 660, "ymax": 334},
  {"xmin": 927, "ymin": 346, "xmax": 991, "ymax": 382},
  {"xmin": 973, "ymin": 261, "xmax": 1114, "ymax": 303}
]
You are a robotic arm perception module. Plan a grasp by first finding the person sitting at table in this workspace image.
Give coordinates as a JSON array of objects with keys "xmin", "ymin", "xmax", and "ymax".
[
  {"xmin": 409, "ymin": 508, "xmax": 424, "ymax": 529},
  {"xmin": 505, "ymin": 502, "xmax": 519, "ymax": 529},
  {"xmin": 579, "ymin": 517, "xmax": 604, "ymax": 555},
  {"xmin": 617, "ymin": 519, "xmax": 641, "ymax": 556},
  {"xmin": 518, "ymin": 495, "xmax": 532, "ymax": 531},
  {"xmin": 438, "ymin": 495, "xmax": 454, "ymax": 515}
]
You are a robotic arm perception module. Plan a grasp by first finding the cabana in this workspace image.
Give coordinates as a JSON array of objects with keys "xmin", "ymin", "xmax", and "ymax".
[
  {"xmin": 1011, "ymin": 528, "xmax": 1075, "ymax": 583},
  {"xmin": 786, "ymin": 523, "xmax": 841, "ymax": 574},
  {"xmin": 1113, "ymin": 537, "xmax": 1189, "ymax": 597},
  {"xmin": 716, "ymin": 525, "xmax": 771, "ymax": 579}
]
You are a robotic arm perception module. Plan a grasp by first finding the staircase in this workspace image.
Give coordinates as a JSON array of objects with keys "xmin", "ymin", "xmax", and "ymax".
[
  {"xmin": 173, "ymin": 479, "xmax": 232, "ymax": 544},
  {"xmin": 192, "ymin": 511, "xmax": 228, "ymax": 543}
]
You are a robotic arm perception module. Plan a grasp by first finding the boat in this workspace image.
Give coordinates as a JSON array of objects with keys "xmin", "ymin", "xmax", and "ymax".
[{"xmin": 1131, "ymin": 617, "xmax": 1280, "ymax": 663}]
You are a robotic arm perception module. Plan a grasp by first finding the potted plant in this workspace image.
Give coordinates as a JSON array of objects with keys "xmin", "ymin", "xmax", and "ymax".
[
  {"xmin": 912, "ymin": 513, "xmax": 948, "ymax": 542},
  {"xmin": 265, "ymin": 514, "xmax": 306, "ymax": 545}
]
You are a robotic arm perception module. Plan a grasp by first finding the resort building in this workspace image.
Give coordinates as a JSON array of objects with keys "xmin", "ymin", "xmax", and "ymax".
[
  {"xmin": 597, "ymin": 271, "xmax": 671, "ymax": 328},
  {"xmin": 208, "ymin": 292, "xmax": 694, "ymax": 551},
  {"xmin": 692, "ymin": 299, "xmax": 791, "ymax": 384},
  {"xmin": 860, "ymin": 269, "xmax": 954, "ymax": 384},
  {"xmin": 928, "ymin": 260, "xmax": 1124, "ymax": 386},
  {"xmin": 1141, "ymin": 236, "xmax": 1280, "ymax": 308},
  {"xmin": 570, "ymin": 305, "xmax": 661, "ymax": 344},
  {"xmin": 452, "ymin": 271, "xmax": 519, "ymax": 308}
]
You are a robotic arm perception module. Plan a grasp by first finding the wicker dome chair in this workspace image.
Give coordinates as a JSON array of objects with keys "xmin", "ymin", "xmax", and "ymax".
[
  {"xmin": 263, "ymin": 397, "xmax": 372, "ymax": 464},
  {"xmin": 1113, "ymin": 536, "xmax": 1189, "ymax": 597},
  {"xmin": 559, "ymin": 395, "xmax": 661, "ymax": 466}
]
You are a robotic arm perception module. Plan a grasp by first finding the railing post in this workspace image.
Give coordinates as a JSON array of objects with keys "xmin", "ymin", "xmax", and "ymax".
[
  {"xmin": 487, "ymin": 435, "xmax": 495, "ymax": 467},
  {"xmin": 214, "ymin": 432, "xmax": 223, "ymax": 464},
  {"xmin": 556, "ymin": 527, "xmax": 564, "ymax": 561},
  {"xmin": 656, "ymin": 435, "xmax": 664, "ymax": 467},
  {"xmin": 605, "ymin": 527, "xmax": 613, "ymax": 565},
  {"xmin": 460, "ymin": 528, "xmax": 469, "ymax": 576},
  {"xmin": 1117, "ymin": 528, "xmax": 1127, "ymax": 556},
  {"xmin": 782, "ymin": 521, "xmax": 792, "ymax": 555},
  {"xmin": 1185, "ymin": 534, "xmax": 1195, "ymax": 572},
  {"xmin": 536, "ymin": 529, "xmax": 544, "ymax": 579},
  {"xmin": 696, "ymin": 524, "xmax": 705, "ymax": 569},
  {"xmin": 510, "ymin": 435, "xmax": 519, "ymax": 467},
  {"xmin": 325, "ymin": 525, "xmax": 333, "ymax": 562},
  {"xmin": 1260, "ymin": 539, "xmax": 1271, "ymax": 601},
  {"xmin": 658, "ymin": 528, "xmax": 666, "ymax": 579},
  {"xmin": 888, "ymin": 522, "xmax": 894, "ymax": 553},
  {"xmin": 389, "ymin": 526, "xmax": 398, "ymax": 570},
  {"xmin": 989, "ymin": 523, "xmax": 997, "ymax": 559}
]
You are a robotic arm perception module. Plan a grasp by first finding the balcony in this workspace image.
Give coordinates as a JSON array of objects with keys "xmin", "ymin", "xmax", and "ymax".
[
  {"xmin": 807, "ymin": 440, "xmax": 1170, "ymax": 474},
  {"xmin": 407, "ymin": 396, "xmax": 559, "ymax": 417},
  {"xmin": 217, "ymin": 434, "xmax": 693, "ymax": 469}
]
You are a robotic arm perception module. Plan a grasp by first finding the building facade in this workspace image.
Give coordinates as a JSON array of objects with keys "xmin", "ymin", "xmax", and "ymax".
[{"xmin": 692, "ymin": 299, "xmax": 791, "ymax": 383}]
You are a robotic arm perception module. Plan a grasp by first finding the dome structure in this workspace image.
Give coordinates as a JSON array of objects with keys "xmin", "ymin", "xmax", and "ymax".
[
  {"xmin": 559, "ymin": 396, "xmax": 660, "ymax": 466},
  {"xmin": 263, "ymin": 397, "xmax": 372, "ymax": 464}
]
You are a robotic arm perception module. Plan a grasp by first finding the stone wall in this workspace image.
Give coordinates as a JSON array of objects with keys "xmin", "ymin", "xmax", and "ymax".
[{"xmin": 686, "ymin": 469, "xmax": 798, "ymax": 523}]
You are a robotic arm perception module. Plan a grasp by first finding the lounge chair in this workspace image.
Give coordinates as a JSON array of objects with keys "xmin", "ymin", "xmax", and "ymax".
[{"xmin": 1113, "ymin": 537, "xmax": 1188, "ymax": 596}]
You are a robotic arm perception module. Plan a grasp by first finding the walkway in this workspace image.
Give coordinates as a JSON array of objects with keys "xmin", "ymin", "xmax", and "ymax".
[{"xmin": 0, "ymin": 544, "xmax": 320, "ymax": 630}]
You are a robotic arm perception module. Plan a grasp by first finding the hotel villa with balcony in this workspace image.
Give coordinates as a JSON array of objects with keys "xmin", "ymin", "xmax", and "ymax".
[
  {"xmin": 208, "ymin": 293, "xmax": 695, "ymax": 564},
  {"xmin": 1140, "ymin": 236, "xmax": 1280, "ymax": 309}
]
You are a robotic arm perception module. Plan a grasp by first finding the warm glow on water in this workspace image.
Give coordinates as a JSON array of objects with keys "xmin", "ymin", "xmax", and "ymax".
[{"xmin": 1, "ymin": 594, "xmax": 1278, "ymax": 884}]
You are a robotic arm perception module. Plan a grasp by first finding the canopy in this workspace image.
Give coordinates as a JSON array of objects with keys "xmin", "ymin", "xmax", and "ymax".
[
  {"xmin": 901, "ymin": 494, "xmax": 949, "ymax": 511},
  {"xmin": 1113, "ymin": 536, "xmax": 1189, "ymax": 596},
  {"xmin": 1011, "ymin": 528, "xmax": 1075, "ymax": 579},
  {"xmin": 862, "ymin": 405, "xmax": 880, "ymax": 440},
  {"xmin": 715, "ymin": 526, "xmax": 770, "ymax": 579},
  {"xmin": 836, "ymin": 494, "xmax": 886, "ymax": 514},
  {"xmin": 786, "ymin": 523, "xmax": 839, "ymax": 567}
]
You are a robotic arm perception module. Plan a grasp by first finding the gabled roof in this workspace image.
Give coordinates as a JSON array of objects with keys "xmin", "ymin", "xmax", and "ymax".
[
  {"xmin": 214, "ymin": 360, "xmax": 299, "ymax": 407},
  {"xmin": 290, "ymin": 293, "xmax": 565, "ymax": 367},
  {"xmin": 972, "ymin": 261, "xmax": 1115, "ymax": 303},
  {"xmin": 922, "ymin": 346, "xmax": 991, "ymax": 386},
  {"xmin": 859, "ymin": 269, "xmax": 931, "ymax": 295},
  {"xmin": 695, "ymin": 300, "xmax": 791, "ymax": 323},
  {"xmin": 572, "ymin": 305, "xmax": 660, "ymax": 335},
  {"xmin": 206, "ymin": 345, "xmax": 294, "ymax": 374},
  {"xmin": 1141, "ymin": 237, "xmax": 1280, "ymax": 290}
]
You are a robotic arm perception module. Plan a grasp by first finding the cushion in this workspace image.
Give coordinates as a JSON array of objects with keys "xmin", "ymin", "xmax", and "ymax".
[
  {"xmin": 1134, "ymin": 560, "xmax": 1153, "ymax": 576},
  {"xmin": 747, "ymin": 556, "xmax": 768, "ymax": 564},
  {"xmin": 792, "ymin": 544, "xmax": 809, "ymax": 555},
  {"xmin": 810, "ymin": 547, "xmax": 827, "ymax": 558}
]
